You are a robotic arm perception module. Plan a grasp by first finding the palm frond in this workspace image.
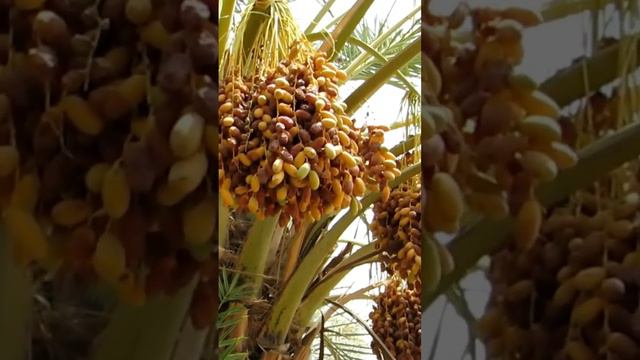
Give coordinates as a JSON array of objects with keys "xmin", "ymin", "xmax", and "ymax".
[
  {"xmin": 217, "ymin": 270, "xmax": 252, "ymax": 360},
  {"xmin": 339, "ymin": 18, "xmax": 421, "ymax": 92},
  {"xmin": 312, "ymin": 310, "xmax": 377, "ymax": 360},
  {"xmin": 322, "ymin": 335, "xmax": 369, "ymax": 360},
  {"xmin": 323, "ymin": 299, "xmax": 395, "ymax": 360},
  {"xmin": 314, "ymin": 313, "xmax": 378, "ymax": 360}
]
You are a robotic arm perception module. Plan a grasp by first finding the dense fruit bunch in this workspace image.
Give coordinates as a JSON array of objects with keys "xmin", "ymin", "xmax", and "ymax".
[
  {"xmin": 479, "ymin": 86, "xmax": 640, "ymax": 359},
  {"xmin": 370, "ymin": 278, "xmax": 421, "ymax": 360},
  {"xmin": 372, "ymin": 183, "xmax": 422, "ymax": 287},
  {"xmin": 479, "ymin": 190, "xmax": 640, "ymax": 360},
  {"xmin": 423, "ymin": 4, "xmax": 578, "ymax": 246},
  {"xmin": 219, "ymin": 52, "xmax": 398, "ymax": 226},
  {"xmin": 358, "ymin": 125, "xmax": 401, "ymax": 201},
  {"xmin": 0, "ymin": 0, "xmax": 216, "ymax": 328}
]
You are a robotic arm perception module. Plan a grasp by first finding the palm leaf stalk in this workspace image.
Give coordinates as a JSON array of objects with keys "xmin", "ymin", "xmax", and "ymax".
[
  {"xmin": 318, "ymin": 0, "xmax": 375, "ymax": 59},
  {"xmin": 309, "ymin": 8, "xmax": 351, "ymax": 38},
  {"xmin": 304, "ymin": 0, "xmax": 339, "ymax": 34},
  {"xmin": 540, "ymin": 33, "xmax": 640, "ymax": 107},
  {"xmin": 322, "ymin": 281, "xmax": 385, "ymax": 320},
  {"xmin": 296, "ymin": 242, "xmax": 379, "ymax": 326}
]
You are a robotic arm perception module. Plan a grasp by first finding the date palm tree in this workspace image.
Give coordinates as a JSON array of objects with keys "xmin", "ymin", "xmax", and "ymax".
[{"xmin": 218, "ymin": 1, "xmax": 420, "ymax": 359}]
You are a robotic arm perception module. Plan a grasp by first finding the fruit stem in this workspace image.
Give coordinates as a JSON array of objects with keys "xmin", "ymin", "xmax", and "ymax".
[{"xmin": 0, "ymin": 228, "xmax": 32, "ymax": 360}]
